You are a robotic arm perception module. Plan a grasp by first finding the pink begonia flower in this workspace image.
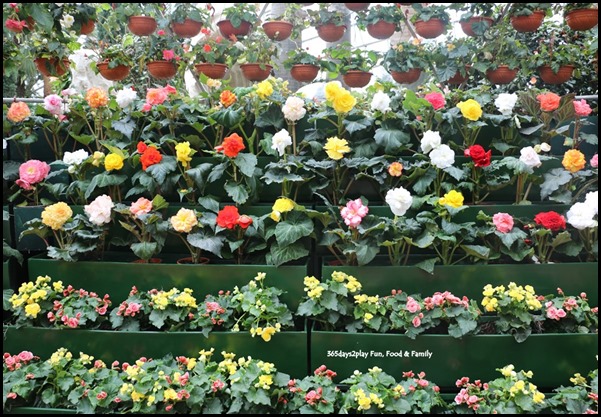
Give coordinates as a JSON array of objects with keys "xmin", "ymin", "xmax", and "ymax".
[
  {"xmin": 130, "ymin": 197, "xmax": 153, "ymax": 217},
  {"xmin": 424, "ymin": 92, "xmax": 446, "ymax": 110},
  {"xmin": 492, "ymin": 212, "xmax": 514, "ymax": 234},
  {"xmin": 546, "ymin": 306, "xmax": 567, "ymax": 320},
  {"xmin": 17, "ymin": 351, "xmax": 33, "ymax": 362},
  {"xmin": 573, "ymin": 99, "xmax": 592, "ymax": 117},
  {"xmin": 16, "ymin": 160, "xmax": 51, "ymax": 190},
  {"xmin": 142, "ymin": 102, "xmax": 152, "ymax": 112},
  {"xmin": 162, "ymin": 49, "xmax": 175, "ymax": 61},
  {"xmin": 412, "ymin": 315, "xmax": 421, "ymax": 327},
  {"xmin": 406, "ymin": 296, "xmax": 421, "ymax": 313},
  {"xmin": 146, "ymin": 88, "xmax": 168, "ymax": 106},
  {"xmin": 44, "ymin": 94, "xmax": 63, "ymax": 116},
  {"xmin": 163, "ymin": 84, "xmax": 177, "ymax": 95},
  {"xmin": 591, "ymin": 154, "xmax": 598, "ymax": 168},
  {"xmin": 340, "ymin": 198, "xmax": 369, "ymax": 228},
  {"xmin": 563, "ymin": 298, "xmax": 578, "ymax": 311},
  {"xmin": 417, "ymin": 379, "xmax": 429, "ymax": 388}
]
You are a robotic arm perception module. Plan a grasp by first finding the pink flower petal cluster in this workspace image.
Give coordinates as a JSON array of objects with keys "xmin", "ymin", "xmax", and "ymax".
[
  {"xmin": 16, "ymin": 159, "xmax": 51, "ymax": 190},
  {"xmin": 340, "ymin": 198, "xmax": 369, "ymax": 229},
  {"xmin": 493, "ymin": 212, "xmax": 514, "ymax": 234}
]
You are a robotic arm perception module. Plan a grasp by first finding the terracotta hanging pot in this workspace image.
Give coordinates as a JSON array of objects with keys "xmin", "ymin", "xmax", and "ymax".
[
  {"xmin": 344, "ymin": 3, "xmax": 370, "ymax": 12},
  {"xmin": 510, "ymin": 10, "xmax": 545, "ymax": 32},
  {"xmin": 565, "ymin": 8, "xmax": 598, "ymax": 31},
  {"xmin": 194, "ymin": 63, "xmax": 229, "ymax": 79},
  {"xmin": 390, "ymin": 68, "xmax": 421, "ymax": 84},
  {"xmin": 447, "ymin": 65, "xmax": 472, "ymax": 85},
  {"xmin": 176, "ymin": 256, "xmax": 210, "ymax": 265},
  {"xmin": 217, "ymin": 19, "xmax": 252, "ymax": 38},
  {"xmin": 131, "ymin": 258, "xmax": 162, "ymax": 264},
  {"xmin": 316, "ymin": 23, "xmax": 347, "ymax": 42},
  {"xmin": 342, "ymin": 70, "xmax": 372, "ymax": 88},
  {"xmin": 413, "ymin": 18, "xmax": 446, "ymax": 38},
  {"xmin": 290, "ymin": 64, "xmax": 320, "ymax": 83},
  {"xmin": 366, "ymin": 20, "xmax": 396, "ymax": 39},
  {"xmin": 97, "ymin": 61, "xmax": 131, "ymax": 81},
  {"xmin": 460, "ymin": 16, "xmax": 494, "ymax": 37},
  {"xmin": 146, "ymin": 61, "xmax": 177, "ymax": 80},
  {"xmin": 262, "ymin": 20, "xmax": 294, "ymax": 41},
  {"xmin": 79, "ymin": 19, "xmax": 95, "ymax": 35},
  {"xmin": 34, "ymin": 57, "xmax": 70, "ymax": 77},
  {"xmin": 486, "ymin": 65, "xmax": 519, "ymax": 84},
  {"xmin": 171, "ymin": 18, "xmax": 203, "ymax": 38},
  {"xmin": 127, "ymin": 16, "xmax": 157, "ymax": 36},
  {"xmin": 240, "ymin": 63, "xmax": 273, "ymax": 82},
  {"xmin": 538, "ymin": 65, "xmax": 576, "ymax": 84}
]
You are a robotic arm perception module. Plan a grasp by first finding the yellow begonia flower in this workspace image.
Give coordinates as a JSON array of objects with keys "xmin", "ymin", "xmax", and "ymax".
[
  {"xmin": 104, "ymin": 153, "xmax": 124, "ymax": 171},
  {"xmin": 308, "ymin": 286, "xmax": 324, "ymax": 299},
  {"xmin": 532, "ymin": 391, "xmax": 545, "ymax": 404},
  {"xmin": 364, "ymin": 313, "xmax": 373, "ymax": 322},
  {"xmin": 24, "ymin": 302, "xmax": 41, "ymax": 318},
  {"xmin": 163, "ymin": 388, "xmax": 178, "ymax": 401},
  {"xmin": 438, "ymin": 190, "xmax": 464, "ymax": 208},
  {"xmin": 562, "ymin": 149, "xmax": 586, "ymax": 173},
  {"xmin": 260, "ymin": 326, "xmax": 277, "ymax": 342},
  {"xmin": 332, "ymin": 90, "xmax": 357, "ymax": 114},
  {"xmin": 41, "ymin": 202, "xmax": 73, "ymax": 230},
  {"xmin": 131, "ymin": 390, "xmax": 144, "ymax": 402},
  {"xmin": 457, "ymin": 99, "xmax": 483, "ymax": 121},
  {"xmin": 170, "ymin": 208, "xmax": 198, "ymax": 233},
  {"xmin": 256, "ymin": 80, "xmax": 274, "ymax": 99},
  {"xmin": 175, "ymin": 141, "xmax": 194, "ymax": 166},
  {"xmin": 325, "ymin": 81, "xmax": 343, "ymax": 102},
  {"xmin": 272, "ymin": 197, "xmax": 295, "ymax": 213},
  {"xmin": 324, "ymin": 137, "xmax": 351, "ymax": 160}
]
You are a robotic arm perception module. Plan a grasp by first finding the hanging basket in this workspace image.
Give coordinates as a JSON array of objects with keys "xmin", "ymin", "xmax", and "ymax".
[
  {"xmin": 194, "ymin": 63, "xmax": 228, "ymax": 79},
  {"xmin": 240, "ymin": 63, "xmax": 273, "ymax": 82},
  {"xmin": 34, "ymin": 57, "xmax": 70, "ymax": 77},
  {"xmin": 510, "ymin": 10, "xmax": 545, "ymax": 32},
  {"xmin": 79, "ymin": 20, "xmax": 95, "ymax": 35},
  {"xmin": 127, "ymin": 16, "xmax": 157, "ymax": 36},
  {"xmin": 290, "ymin": 64, "xmax": 320, "ymax": 83},
  {"xmin": 366, "ymin": 20, "xmax": 397, "ymax": 39},
  {"xmin": 262, "ymin": 20, "xmax": 294, "ymax": 41},
  {"xmin": 413, "ymin": 18, "xmax": 446, "ymax": 38},
  {"xmin": 344, "ymin": 3, "xmax": 370, "ymax": 12},
  {"xmin": 390, "ymin": 68, "xmax": 421, "ymax": 84},
  {"xmin": 486, "ymin": 65, "xmax": 519, "ymax": 84},
  {"xmin": 565, "ymin": 8, "xmax": 598, "ymax": 31},
  {"xmin": 342, "ymin": 70, "xmax": 372, "ymax": 88},
  {"xmin": 447, "ymin": 65, "xmax": 472, "ymax": 85},
  {"xmin": 171, "ymin": 18, "xmax": 203, "ymax": 38},
  {"xmin": 217, "ymin": 19, "xmax": 252, "ymax": 38},
  {"xmin": 316, "ymin": 23, "xmax": 346, "ymax": 42},
  {"xmin": 460, "ymin": 16, "xmax": 494, "ymax": 37},
  {"xmin": 97, "ymin": 61, "xmax": 131, "ymax": 81},
  {"xmin": 538, "ymin": 65, "xmax": 576, "ymax": 84},
  {"xmin": 146, "ymin": 61, "xmax": 177, "ymax": 80}
]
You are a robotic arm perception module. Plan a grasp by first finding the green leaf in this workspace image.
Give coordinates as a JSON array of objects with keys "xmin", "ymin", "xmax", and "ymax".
[
  {"xmin": 269, "ymin": 243, "xmax": 309, "ymax": 267},
  {"xmin": 233, "ymin": 153, "xmax": 258, "ymax": 178},
  {"xmin": 540, "ymin": 168, "xmax": 572, "ymax": 200},
  {"xmin": 343, "ymin": 117, "xmax": 373, "ymax": 135},
  {"xmin": 130, "ymin": 242, "xmax": 158, "ymax": 261},
  {"xmin": 275, "ymin": 212, "xmax": 314, "ymax": 247},
  {"xmin": 149, "ymin": 309, "xmax": 166, "ymax": 329},
  {"xmin": 146, "ymin": 156, "xmax": 177, "ymax": 184},
  {"xmin": 460, "ymin": 244, "xmax": 490, "ymax": 260},
  {"xmin": 207, "ymin": 162, "xmax": 228, "ymax": 183},
  {"xmin": 211, "ymin": 108, "xmax": 244, "ymax": 129},
  {"xmin": 354, "ymin": 244, "xmax": 378, "ymax": 266},
  {"xmin": 551, "ymin": 231, "xmax": 572, "ymax": 249},
  {"xmin": 28, "ymin": 4, "xmax": 54, "ymax": 31},
  {"xmin": 224, "ymin": 181, "xmax": 249, "ymax": 205},
  {"xmin": 415, "ymin": 257, "xmax": 437, "ymax": 274},
  {"xmin": 197, "ymin": 197, "xmax": 220, "ymax": 214},
  {"xmin": 85, "ymin": 173, "xmax": 127, "ymax": 199},
  {"xmin": 112, "ymin": 118, "xmax": 136, "ymax": 139},
  {"xmin": 255, "ymin": 105, "xmax": 286, "ymax": 129},
  {"xmin": 497, "ymin": 228, "xmax": 527, "ymax": 248},
  {"xmin": 374, "ymin": 124, "xmax": 410, "ymax": 154},
  {"xmin": 187, "ymin": 233, "xmax": 225, "ymax": 257}
]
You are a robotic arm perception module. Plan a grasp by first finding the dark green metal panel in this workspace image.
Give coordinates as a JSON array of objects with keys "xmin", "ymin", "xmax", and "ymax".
[
  {"xmin": 3, "ymin": 259, "xmax": 13, "ymax": 291},
  {"xmin": 28, "ymin": 253, "xmax": 308, "ymax": 310},
  {"xmin": 3, "ymin": 326, "xmax": 308, "ymax": 378},
  {"xmin": 322, "ymin": 261, "xmax": 598, "ymax": 305},
  {"xmin": 7, "ymin": 407, "xmax": 77, "ymax": 414},
  {"xmin": 310, "ymin": 331, "xmax": 598, "ymax": 390}
]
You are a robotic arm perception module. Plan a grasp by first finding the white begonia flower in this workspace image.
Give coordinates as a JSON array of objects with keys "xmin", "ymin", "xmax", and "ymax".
[
  {"xmin": 370, "ymin": 91, "xmax": 391, "ymax": 113},
  {"xmin": 84, "ymin": 195, "xmax": 114, "ymax": 226},
  {"xmin": 567, "ymin": 202, "xmax": 597, "ymax": 230},
  {"xmin": 519, "ymin": 146, "xmax": 542, "ymax": 168},
  {"xmin": 429, "ymin": 144, "xmax": 455, "ymax": 169},
  {"xmin": 385, "ymin": 187, "xmax": 413, "ymax": 217},
  {"xmin": 282, "ymin": 96, "xmax": 306, "ymax": 122},
  {"xmin": 420, "ymin": 130, "xmax": 442, "ymax": 154},
  {"xmin": 60, "ymin": 14, "xmax": 74, "ymax": 28},
  {"xmin": 271, "ymin": 129, "xmax": 292, "ymax": 157},
  {"xmin": 585, "ymin": 191, "xmax": 598, "ymax": 215},
  {"xmin": 115, "ymin": 87, "xmax": 138, "ymax": 109},
  {"xmin": 63, "ymin": 149, "xmax": 89, "ymax": 166},
  {"xmin": 539, "ymin": 143, "xmax": 551, "ymax": 153},
  {"xmin": 494, "ymin": 93, "xmax": 518, "ymax": 116}
]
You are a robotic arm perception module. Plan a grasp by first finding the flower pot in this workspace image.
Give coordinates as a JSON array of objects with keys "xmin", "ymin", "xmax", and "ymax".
[
  {"xmin": 97, "ymin": 61, "xmax": 130, "ymax": 81},
  {"xmin": 538, "ymin": 65, "xmax": 576, "ymax": 84},
  {"xmin": 194, "ymin": 62, "xmax": 228, "ymax": 79},
  {"xmin": 342, "ymin": 70, "xmax": 372, "ymax": 88},
  {"xmin": 290, "ymin": 64, "xmax": 320, "ymax": 83},
  {"xmin": 171, "ymin": 18, "xmax": 203, "ymax": 38},
  {"xmin": 316, "ymin": 23, "xmax": 347, "ymax": 42},
  {"xmin": 240, "ymin": 63, "xmax": 273, "ymax": 82},
  {"xmin": 79, "ymin": 19, "xmax": 95, "ymax": 35},
  {"xmin": 565, "ymin": 8, "xmax": 598, "ymax": 31},
  {"xmin": 366, "ymin": 20, "xmax": 397, "ymax": 39},
  {"xmin": 127, "ymin": 15, "xmax": 157, "ymax": 36},
  {"xmin": 34, "ymin": 57, "xmax": 70, "ymax": 77},
  {"xmin": 413, "ymin": 18, "xmax": 446, "ymax": 38},
  {"xmin": 216, "ymin": 19, "xmax": 252, "ymax": 38},
  {"xmin": 344, "ymin": 3, "xmax": 371, "ymax": 12},
  {"xmin": 131, "ymin": 258, "xmax": 163, "ymax": 264},
  {"xmin": 486, "ymin": 65, "xmax": 519, "ymax": 84},
  {"xmin": 447, "ymin": 65, "xmax": 472, "ymax": 85},
  {"xmin": 460, "ymin": 16, "xmax": 494, "ymax": 37},
  {"xmin": 146, "ymin": 60, "xmax": 177, "ymax": 80},
  {"xmin": 390, "ymin": 68, "xmax": 421, "ymax": 84},
  {"xmin": 510, "ymin": 10, "xmax": 545, "ymax": 32},
  {"xmin": 262, "ymin": 20, "xmax": 293, "ymax": 41},
  {"xmin": 176, "ymin": 256, "xmax": 210, "ymax": 265}
]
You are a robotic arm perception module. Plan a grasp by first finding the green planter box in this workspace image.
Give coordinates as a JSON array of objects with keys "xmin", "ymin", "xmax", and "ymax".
[
  {"xmin": 3, "ymin": 259, "xmax": 15, "ymax": 291},
  {"xmin": 3, "ymin": 326, "xmax": 308, "ymax": 377},
  {"xmin": 7, "ymin": 407, "xmax": 77, "ymax": 414},
  {"xmin": 28, "ymin": 253, "xmax": 308, "ymax": 310},
  {"xmin": 321, "ymin": 261, "xmax": 598, "ymax": 306},
  {"xmin": 310, "ymin": 331, "xmax": 598, "ymax": 390}
]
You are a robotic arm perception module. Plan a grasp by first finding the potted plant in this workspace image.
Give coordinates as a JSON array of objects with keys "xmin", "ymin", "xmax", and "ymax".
[
  {"xmin": 118, "ymin": 3, "xmax": 164, "ymax": 36},
  {"xmin": 169, "ymin": 3, "xmax": 213, "ymax": 38},
  {"xmin": 383, "ymin": 39, "xmax": 429, "ymax": 84},
  {"xmin": 410, "ymin": 3, "xmax": 451, "ymax": 39},
  {"xmin": 236, "ymin": 31, "xmax": 279, "ymax": 82},
  {"xmin": 529, "ymin": 30, "xmax": 581, "ymax": 85},
  {"xmin": 562, "ymin": 3, "xmax": 598, "ymax": 31},
  {"xmin": 262, "ymin": 4, "xmax": 307, "ymax": 41},
  {"xmin": 355, "ymin": 4, "xmax": 402, "ymax": 40},
  {"xmin": 458, "ymin": 3, "xmax": 497, "ymax": 37},
  {"xmin": 217, "ymin": 3, "xmax": 259, "ymax": 39},
  {"xmin": 508, "ymin": 3, "xmax": 552, "ymax": 33},
  {"xmin": 191, "ymin": 29, "xmax": 238, "ymax": 80},
  {"xmin": 95, "ymin": 36, "xmax": 136, "ymax": 81},
  {"xmin": 60, "ymin": 3, "xmax": 98, "ymax": 35},
  {"xmin": 283, "ymin": 47, "xmax": 325, "ymax": 83},
  {"xmin": 308, "ymin": 4, "xmax": 348, "ymax": 42},
  {"xmin": 323, "ymin": 42, "xmax": 380, "ymax": 88},
  {"xmin": 431, "ymin": 37, "xmax": 476, "ymax": 85},
  {"xmin": 25, "ymin": 30, "xmax": 76, "ymax": 77},
  {"xmin": 344, "ymin": 3, "xmax": 371, "ymax": 13},
  {"xmin": 143, "ymin": 27, "xmax": 185, "ymax": 80}
]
